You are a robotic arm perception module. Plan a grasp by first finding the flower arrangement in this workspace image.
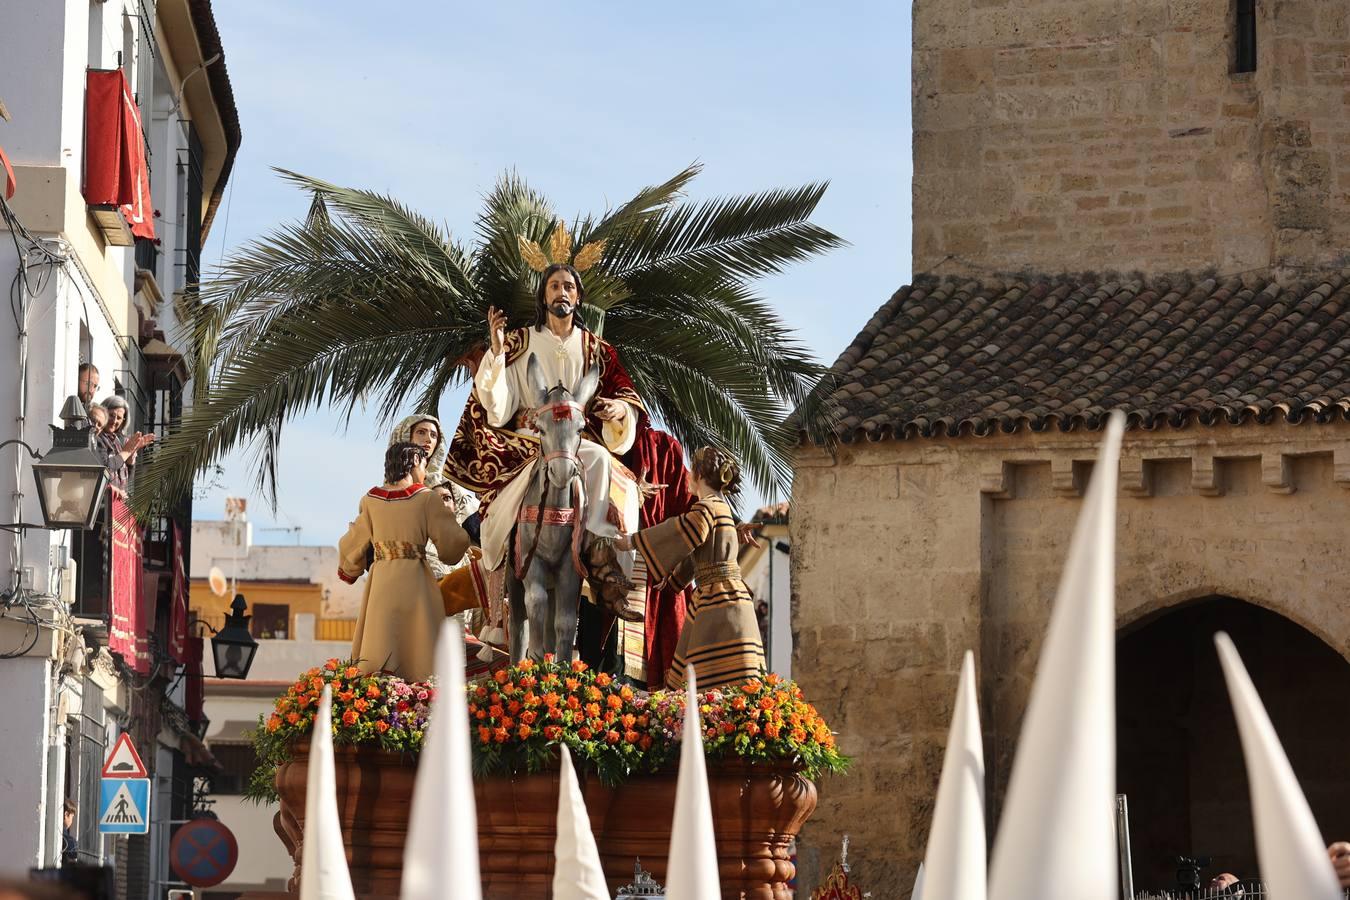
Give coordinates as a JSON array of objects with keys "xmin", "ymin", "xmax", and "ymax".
[
  {"xmin": 245, "ymin": 658, "xmax": 435, "ymax": 802},
  {"xmin": 469, "ymin": 656, "xmax": 653, "ymax": 786},
  {"xmin": 247, "ymin": 657, "xmax": 847, "ymax": 801},
  {"xmin": 642, "ymin": 673, "xmax": 848, "ymax": 780},
  {"xmin": 467, "ymin": 659, "xmax": 848, "ymax": 783}
]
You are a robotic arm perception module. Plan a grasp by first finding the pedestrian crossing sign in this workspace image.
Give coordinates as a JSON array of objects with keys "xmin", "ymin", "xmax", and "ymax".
[{"xmin": 98, "ymin": 778, "xmax": 151, "ymax": 835}]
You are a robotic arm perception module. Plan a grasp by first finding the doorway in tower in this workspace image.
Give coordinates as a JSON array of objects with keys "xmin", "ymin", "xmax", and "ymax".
[{"xmin": 1116, "ymin": 596, "xmax": 1350, "ymax": 892}]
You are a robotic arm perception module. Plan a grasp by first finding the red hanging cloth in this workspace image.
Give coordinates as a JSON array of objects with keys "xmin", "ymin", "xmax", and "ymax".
[
  {"xmin": 167, "ymin": 522, "xmax": 189, "ymax": 664},
  {"xmin": 184, "ymin": 636, "xmax": 205, "ymax": 724},
  {"xmin": 84, "ymin": 69, "xmax": 155, "ymax": 240},
  {"xmin": 109, "ymin": 491, "xmax": 150, "ymax": 673}
]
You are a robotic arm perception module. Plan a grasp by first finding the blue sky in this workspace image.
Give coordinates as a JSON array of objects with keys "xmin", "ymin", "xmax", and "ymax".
[{"xmin": 199, "ymin": 1, "xmax": 913, "ymax": 546}]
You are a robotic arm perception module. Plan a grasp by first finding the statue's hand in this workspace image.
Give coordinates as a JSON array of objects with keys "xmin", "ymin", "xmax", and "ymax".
[
  {"xmin": 592, "ymin": 398, "xmax": 626, "ymax": 422},
  {"xmin": 486, "ymin": 306, "xmax": 507, "ymax": 357}
]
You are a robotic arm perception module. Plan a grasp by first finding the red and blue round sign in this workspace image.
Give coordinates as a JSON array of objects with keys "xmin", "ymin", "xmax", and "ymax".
[{"xmin": 169, "ymin": 817, "xmax": 239, "ymax": 888}]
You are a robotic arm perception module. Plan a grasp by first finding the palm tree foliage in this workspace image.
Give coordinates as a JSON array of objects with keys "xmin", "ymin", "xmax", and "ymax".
[{"xmin": 134, "ymin": 164, "xmax": 842, "ymax": 513}]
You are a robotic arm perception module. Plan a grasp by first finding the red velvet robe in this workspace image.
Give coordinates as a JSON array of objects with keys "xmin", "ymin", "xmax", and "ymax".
[
  {"xmin": 442, "ymin": 326, "xmax": 645, "ymax": 509},
  {"xmin": 623, "ymin": 425, "xmax": 696, "ymax": 689}
]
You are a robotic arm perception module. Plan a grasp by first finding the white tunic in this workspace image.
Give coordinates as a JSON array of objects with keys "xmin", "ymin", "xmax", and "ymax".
[{"xmin": 473, "ymin": 326, "xmax": 640, "ymax": 571}]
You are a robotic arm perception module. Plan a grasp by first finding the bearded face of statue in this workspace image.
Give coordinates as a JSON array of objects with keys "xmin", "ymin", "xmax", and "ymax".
[{"xmin": 544, "ymin": 268, "xmax": 579, "ymax": 319}]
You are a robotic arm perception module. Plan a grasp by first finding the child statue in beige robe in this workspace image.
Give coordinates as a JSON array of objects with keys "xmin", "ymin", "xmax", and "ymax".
[{"xmin": 339, "ymin": 442, "xmax": 470, "ymax": 682}]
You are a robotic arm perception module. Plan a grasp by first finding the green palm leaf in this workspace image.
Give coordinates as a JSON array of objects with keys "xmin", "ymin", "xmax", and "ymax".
[{"xmin": 132, "ymin": 166, "xmax": 840, "ymax": 515}]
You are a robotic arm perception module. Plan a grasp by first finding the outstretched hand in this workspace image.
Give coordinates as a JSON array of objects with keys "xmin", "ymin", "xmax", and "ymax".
[
  {"xmin": 592, "ymin": 398, "xmax": 627, "ymax": 422},
  {"xmin": 736, "ymin": 523, "xmax": 762, "ymax": 548},
  {"xmin": 487, "ymin": 306, "xmax": 507, "ymax": 356}
]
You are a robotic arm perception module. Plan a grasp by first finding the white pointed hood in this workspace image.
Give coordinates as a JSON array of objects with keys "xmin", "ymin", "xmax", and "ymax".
[
  {"xmin": 552, "ymin": 744, "xmax": 610, "ymax": 900},
  {"xmin": 988, "ymin": 412, "xmax": 1124, "ymax": 900},
  {"xmin": 299, "ymin": 685, "xmax": 356, "ymax": 900},
  {"xmin": 664, "ymin": 665, "xmax": 721, "ymax": 899},
  {"xmin": 921, "ymin": 650, "xmax": 985, "ymax": 900},
  {"xmin": 1214, "ymin": 632, "xmax": 1341, "ymax": 900},
  {"xmin": 401, "ymin": 620, "xmax": 482, "ymax": 900}
]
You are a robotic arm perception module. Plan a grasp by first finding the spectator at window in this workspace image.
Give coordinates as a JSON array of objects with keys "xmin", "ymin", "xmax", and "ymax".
[{"xmin": 88, "ymin": 402, "xmax": 153, "ymax": 491}]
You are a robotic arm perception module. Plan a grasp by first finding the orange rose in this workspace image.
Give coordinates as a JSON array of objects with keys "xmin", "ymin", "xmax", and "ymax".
[
  {"xmin": 520, "ymin": 711, "xmax": 537, "ymax": 725},
  {"xmin": 493, "ymin": 727, "xmax": 509, "ymax": 743},
  {"xmin": 624, "ymin": 730, "xmax": 640, "ymax": 744},
  {"xmin": 344, "ymin": 666, "xmax": 360, "ymax": 679},
  {"xmin": 621, "ymin": 714, "xmax": 636, "ymax": 729},
  {"xmin": 494, "ymin": 670, "xmax": 509, "ymax": 685},
  {"xmin": 286, "ymin": 711, "xmax": 300, "ymax": 725},
  {"xmin": 585, "ymin": 702, "xmax": 601, "ymax": 718},
  {"xmin": 764, "ymin": 724, "xmax": 781, "ymax": 740},
  {"xmin": 324, "ymin": 659, "xmax": 339, "ymax": 671},
  {"xmin": 342, "ymin": 710, "xmax": 358, "ymax": 726},
  {"xmin": 619, "ymin": 686, "xmax": 634, "ymax": 701},
  {"xmin": 766, "ymin": 673, "xmax": 782, "ymax": 685},
  {"xmin": 376, "ymin": 720, "xmax": 390, "ymax": 733},
  {"xmin": 366, "ymin": 684, "xmax": 381, "ymax": 698},
  {"xmin": 508, "ymin": 700, "xmax": 522, "ymax": 714},
  {"xmin": 742, "ymin": 679, "xmax": 763, "ymax": 694},
  {"xmin": 606, "ymin": 695, "xmax": 623, "ymax": 710},
  {"xmin": 543, "ymin": 692, "xmax": 560, "ymax": 708},
  {"xmin": 519, "ymin": 675, "xmax": 537, "ymax": 689},
  {"xmin": 639, "ymin": 734, "xmax": 653, "ymax": 750},
  {"xmin": 731, "ymin": 696, "xmax": 747, "ymax": 711},
  {"xmin": 578, "ymin": 727, "xmax": 593, "ymax": 740},
  {"xmin": 519, "ymin": 659, "xmax": 535, "ymax": 671},
  {"xmin": 605, "ymin": 730, "xmax": 621, "ymax": 744},
  {"xmin": 489, "ymin": 705, "xmax": 504, "ymax": 719},
  {"xmin": 517, "ymin": 725, "xmax": 532, "ymax": 739},
  {"xmin": 476, "ymin": 710, "xmax": 487, "ymax": 720},
  {"xmin": 543, "ymin": 725, "xmax": 562, "ymax": 740},
  {"xmin": 571, "ymin": 660, "xmax": 588, "ymax": 673},
  {"xmin": 479, "ymin": 726, "xmax": 492, "ymax": 744},
  {"xmin": 565, "ymin": 677, "xmax": 580, "ymax": 692},
  {"xmin": 475, "ymin": 685, "xmax": 488, "ymax": 698},
  {"xmin": 791, "ymin": 728, "xmax": 807, "ymax": 743},
  {"xmin": 566, "ymin": 696, "xmax": 581, "ymax": 711},
  {"xmin": 595, "ymin": 672, "xmax": 612, "ymax": 687},
  {"xmin": 720, "ymin": 722, "xmax": 735, "ymax": 735},
  {"xmin": 267, "ymin": 716, "xmax": 281, "ymax": 732},
  {"xmin": 501, "ymin": 716, "xmax": 514, "ymax": 729},
  {"xmin": 338, "ymin": 690, "xmax": 355, "ymax": 703}
]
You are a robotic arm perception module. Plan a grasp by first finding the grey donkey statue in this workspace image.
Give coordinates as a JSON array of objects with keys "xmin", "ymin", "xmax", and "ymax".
[{"xmin": 508, "ymin": 354, "xmax": 641, "ymax": 663}]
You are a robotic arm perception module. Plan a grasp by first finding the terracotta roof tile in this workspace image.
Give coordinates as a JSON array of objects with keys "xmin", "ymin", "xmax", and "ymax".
[{"xmin": 820, "ymin": 273, "xmax": 1350, "ymax": 442}]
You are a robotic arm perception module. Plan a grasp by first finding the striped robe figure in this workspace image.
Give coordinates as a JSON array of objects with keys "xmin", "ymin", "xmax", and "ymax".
[{"xmin": 633, "ymin": 496, "xmax": 766, "ymax": 691}]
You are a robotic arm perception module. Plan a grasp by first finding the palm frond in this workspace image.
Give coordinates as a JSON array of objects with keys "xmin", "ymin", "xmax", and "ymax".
[{"xmin": 137, "ymin": 165, "xmax": 841, "ymax": 511}]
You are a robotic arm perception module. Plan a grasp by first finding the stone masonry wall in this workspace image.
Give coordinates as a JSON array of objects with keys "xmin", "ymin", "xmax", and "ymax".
[
  {"xmin": 790, "ymin": 421, "xmax": 1350, "ymax": 897},
  {"xmin": 911, "ymin": 0, "xmax": 1350, "ymax": 278}
]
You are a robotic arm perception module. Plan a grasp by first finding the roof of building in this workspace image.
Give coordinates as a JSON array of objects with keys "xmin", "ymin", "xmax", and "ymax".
[
  {"xmin": 186, "ymin": 0, "xmax": 241, "ymax": 240},
  {"xmin": 821, "ymin": 272, "xmax": 1350, "ymax": 443},
  {"xmin": 751, "ymin": 502, "xmax": 789, "ymax": 525}
]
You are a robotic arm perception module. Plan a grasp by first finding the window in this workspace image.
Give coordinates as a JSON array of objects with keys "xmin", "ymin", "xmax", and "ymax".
[
  {"xmin": 208, "ymin": 744, "xmax": 261, "ymax": 796},
  {"xmin": 1234, "ymin": 0, "xmax": 1257, "ymax": 73},
  {"xmin": 251, "ymin": 603, "xmax": 291, "ymax": 640}
]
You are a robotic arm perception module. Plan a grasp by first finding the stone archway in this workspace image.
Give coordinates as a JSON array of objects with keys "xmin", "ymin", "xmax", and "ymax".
[{"xmin": 1116, "ymin": 596, "xmax": 1350, "ymax": 892}]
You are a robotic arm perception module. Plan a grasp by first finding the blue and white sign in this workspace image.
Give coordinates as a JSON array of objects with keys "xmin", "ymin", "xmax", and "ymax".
[{"xmin": 98, "ymin": 778, "xmax": 151, "ymax": 835}]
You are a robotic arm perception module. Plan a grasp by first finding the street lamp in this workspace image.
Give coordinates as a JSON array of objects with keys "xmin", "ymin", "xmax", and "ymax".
[
  {"xmin": 206, "ymin": 595, "xmax": 259, "ymax": 680},
  {"xmin": 0, "ymin": 421, "xmax": 108, "ymax": 531}
]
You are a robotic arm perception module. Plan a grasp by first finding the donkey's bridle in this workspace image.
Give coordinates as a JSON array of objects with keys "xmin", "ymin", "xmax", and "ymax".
[{"xmin": 515, "ymin": 397, "xmax": 588, "ymax": 578}]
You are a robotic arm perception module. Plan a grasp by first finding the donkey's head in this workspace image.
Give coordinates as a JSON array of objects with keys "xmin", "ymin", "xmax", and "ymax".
[{"xmin": 526, "ymin": 353, "xmax": 600, "ymax": 487}]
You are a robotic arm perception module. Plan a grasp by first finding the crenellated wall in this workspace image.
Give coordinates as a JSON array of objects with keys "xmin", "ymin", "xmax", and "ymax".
[{"xmin": 790, "ymin": 420, "xmax": 1350, "ymax": 896}]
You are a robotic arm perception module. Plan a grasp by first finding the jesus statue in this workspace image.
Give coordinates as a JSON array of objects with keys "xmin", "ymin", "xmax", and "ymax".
[{"xmin": 443, "ymin": 260, "xmax": 644, "ymax": 622}]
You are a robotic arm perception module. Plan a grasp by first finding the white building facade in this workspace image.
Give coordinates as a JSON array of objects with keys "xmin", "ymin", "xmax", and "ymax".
[{"xmin": 0, "ymin": 1, "xmax": 240, "ymax": 896}]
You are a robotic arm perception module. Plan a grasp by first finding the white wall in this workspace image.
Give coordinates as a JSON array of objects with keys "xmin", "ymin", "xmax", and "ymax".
[
  {"xmin": 0, "ymin": 655, "xmax": 54, "ymax": 875},
  {"xmin": 192, "ymin": 521, "xmax": 364, "ymax": 618}
]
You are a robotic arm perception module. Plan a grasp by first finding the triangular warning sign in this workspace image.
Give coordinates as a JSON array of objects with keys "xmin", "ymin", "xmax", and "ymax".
[
  {"xmin": 99, "ymin": 782, "xmax": 145, "ymax": 827},
  {"xmin": 102, "ymin": 733, "xmax": 148, "ymax": 778}
]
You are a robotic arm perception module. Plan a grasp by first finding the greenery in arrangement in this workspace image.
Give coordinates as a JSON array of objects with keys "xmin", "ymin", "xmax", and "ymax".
[
  {"xmin": 246, "ymin": 657, "xmax": 848, "ymax": 801},
  {"xmin": 134, "ymin": 164, "xmax": 842, "ymax": 515},
  {"xmin": 245, "ymin": 660, "xmax": 435, "ymax": 803}
]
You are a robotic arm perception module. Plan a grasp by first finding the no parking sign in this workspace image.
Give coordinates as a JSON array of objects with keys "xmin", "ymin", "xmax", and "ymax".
[{"xmin": 169, "ymin": 818, "xmax": 239, "ymax": 888}]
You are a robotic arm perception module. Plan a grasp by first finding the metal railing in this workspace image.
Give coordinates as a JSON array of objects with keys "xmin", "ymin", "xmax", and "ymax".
[{"xmin": 1137, "ymin": 886, "xmax": 1350, "ymax": 899}]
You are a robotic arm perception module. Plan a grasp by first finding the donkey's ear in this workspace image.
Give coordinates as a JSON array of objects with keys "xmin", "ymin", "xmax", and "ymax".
[
  {"xmin": 573, "ymin": 364, "xmax": 601, "ymax": 409},
  {"xmin": 526, "ymin": 353, "xmax": 549, "ymax": 405}
]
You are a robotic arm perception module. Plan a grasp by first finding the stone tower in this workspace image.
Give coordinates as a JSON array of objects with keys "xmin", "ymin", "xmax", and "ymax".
[{"xmin": 911, "ymin": 0, "xmax": 1350, "ymax": 278}]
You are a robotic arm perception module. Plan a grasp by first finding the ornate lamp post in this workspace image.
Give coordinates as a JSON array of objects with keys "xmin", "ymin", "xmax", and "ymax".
[
  {"xmin": 191, "ymin": 595, "xmax": 259, "ymax": 680},
  {"xmin": 1, "ymin": 417, "xmax": 108, "ymax": 531}
]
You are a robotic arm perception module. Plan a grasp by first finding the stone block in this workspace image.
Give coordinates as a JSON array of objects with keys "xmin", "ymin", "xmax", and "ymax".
[{"xmin": 940, "ymin": 47, "xmax": 996, "ymax": 93}]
